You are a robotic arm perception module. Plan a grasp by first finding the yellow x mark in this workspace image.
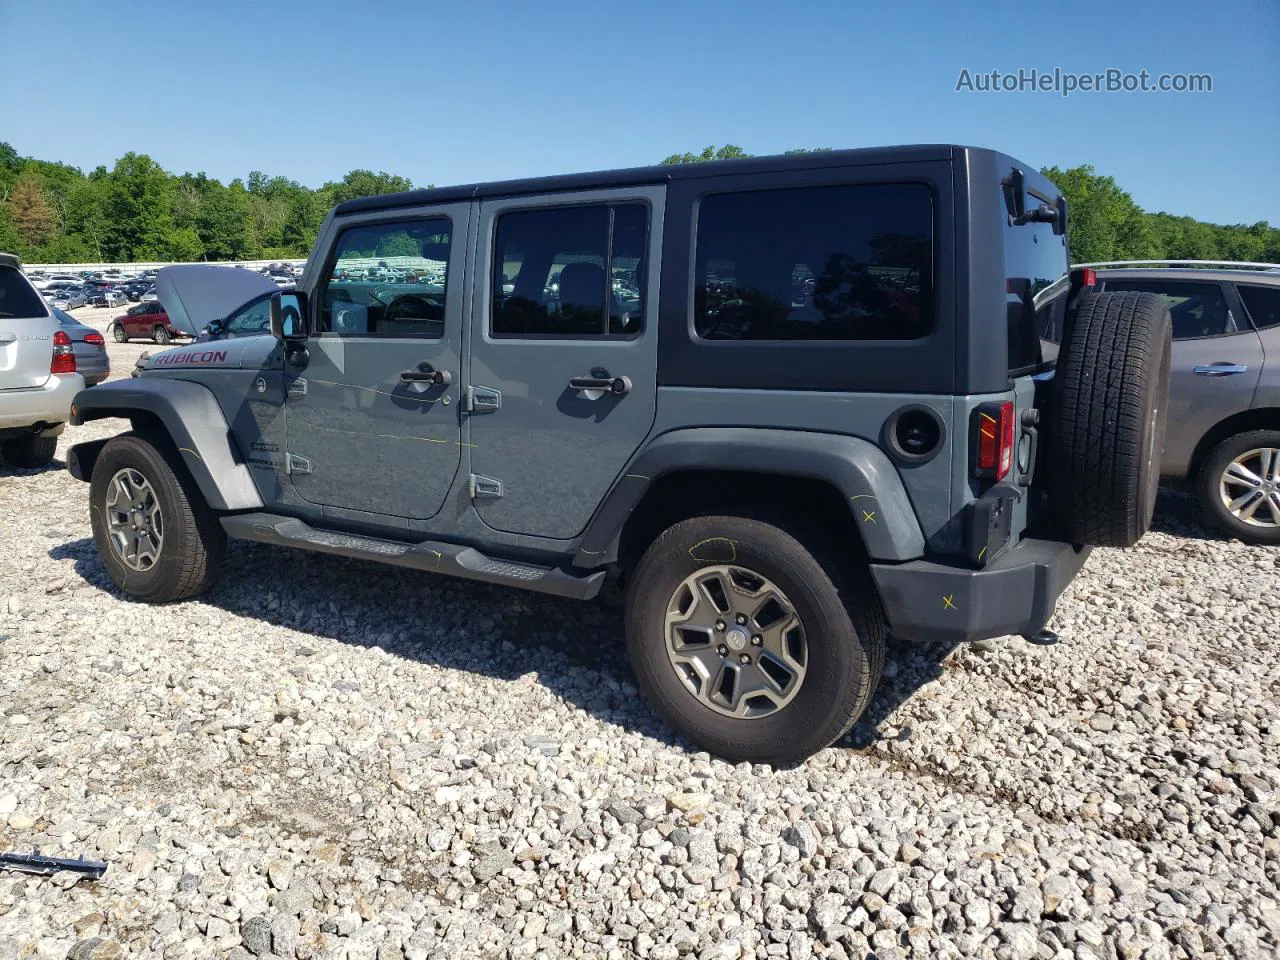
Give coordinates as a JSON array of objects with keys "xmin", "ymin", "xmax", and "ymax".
[
  {"xmin": 942, "ymin": 594, "xmax": 957, "ymax": 610},
  {"xmin": 862, "ymin": 510, "xmax": 877, "ymax": 523}
]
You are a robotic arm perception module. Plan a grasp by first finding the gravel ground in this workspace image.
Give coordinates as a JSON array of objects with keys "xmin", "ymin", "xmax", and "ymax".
[{"xmin": 1, "ymin": 326, "xmax": 1278, "ymax": 959}]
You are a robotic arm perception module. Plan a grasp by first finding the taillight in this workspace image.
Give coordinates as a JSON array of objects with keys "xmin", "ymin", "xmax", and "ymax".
[
  {"xmin": 51, "ymin": 329, "xmax": 77, "ymax": 375},
  {"xmin": 974, "ymin": 401, "xmax": 1015, "ymax": 481},
  {"xmin": 85, "ymin": 332, "xmax": 105, "ymax": 345},
  {"xmin": 1081, "ymin": 266, "xmax": 1097, "ymax": 287}
]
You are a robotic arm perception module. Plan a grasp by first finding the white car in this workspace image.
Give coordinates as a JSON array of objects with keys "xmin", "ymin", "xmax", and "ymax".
[{"xmin": 0, "ymin": 253, "xmax": 85, "ymax": 467}]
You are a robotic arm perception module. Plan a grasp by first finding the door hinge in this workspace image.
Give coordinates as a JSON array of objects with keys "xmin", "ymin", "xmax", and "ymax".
[
  {"xmin": 287, "ymin": 377, "xmax": 308, "ymax": 399},
  {"xmin": 464, "ymin": 385, "xmax": 501, "ymax": 413},
  {"xmin": 286, "ymin": 453, "xmax": 312, "ymax": 475},
  {"xmin": 468, "ymin": 474, "xmax": 503, "ymax": 498}
]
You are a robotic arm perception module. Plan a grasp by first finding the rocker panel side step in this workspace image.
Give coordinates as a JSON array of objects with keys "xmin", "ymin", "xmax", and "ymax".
[{"xmin": 220, "ymin": 513, "xmax": 605, "ymax": 600}]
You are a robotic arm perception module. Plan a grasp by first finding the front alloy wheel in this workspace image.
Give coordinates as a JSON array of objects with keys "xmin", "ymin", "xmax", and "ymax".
[{"xmin": 104, "ymin": 467, "xmax": 164, "ymax": 571}]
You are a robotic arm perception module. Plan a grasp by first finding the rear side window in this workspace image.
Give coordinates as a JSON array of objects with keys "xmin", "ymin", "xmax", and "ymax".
[
  {"xmin": 1003, "ymin": 212, "xmax": 1068, "ymax": 372},
  {"xmin": 1103, "ymin": 280, "xmax": 1233, "ymax": 339},
  {"xmin": 692, "ymin": 183, "xmax": 934, "ymax": 341},
  {"xmin": 491, "ymin": 203, "xmax": 648, "ymax": 338},
  {"xmin": 1237, "ymin": 284, "xmax": 1280, "ymax": 330},
  {"xmin": 0, "ymin": 267, "xmax": 49, "ymax": 319}
]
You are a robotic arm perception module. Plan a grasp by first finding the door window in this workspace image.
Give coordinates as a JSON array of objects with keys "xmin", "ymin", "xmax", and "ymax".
[
  {"xmin": 692, "ymin": 183, "xmax": 933, "ymax": 342},
  {"xmin": 491, "ymin": 203, "xmax": 648, "ymax": 338},
  {"xmin": 1103, "ymin": 280, "xmax": 1234, "ymax": 339},
  {"xmin": 1237, "ymin": 284, "xmax": 1280, "ymax": 330},
  {"xmin": 317, "ymin": 217, "xmax": 452, "ymax": 338},
  {"xmin": 222, "ymin": 295, "xmax": 273, "ymax": 336}
]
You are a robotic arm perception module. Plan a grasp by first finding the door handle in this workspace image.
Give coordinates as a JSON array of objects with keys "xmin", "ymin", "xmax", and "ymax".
[
  {"xmin": 401, "ymin": 364, "xmax": 452, "ymax": 386},
  {"xmin": 569, "ymin": 374, "xmax": 632, "ymax": 396},
  {"xmin": 1193, "ymin": 363, "xmax": 1249, "ymax": 377}
]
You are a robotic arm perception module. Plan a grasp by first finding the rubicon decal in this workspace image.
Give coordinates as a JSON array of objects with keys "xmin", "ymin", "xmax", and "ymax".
[{"xmin": 152, "ymin": 350, "xmax": 228, "ymax": 367}]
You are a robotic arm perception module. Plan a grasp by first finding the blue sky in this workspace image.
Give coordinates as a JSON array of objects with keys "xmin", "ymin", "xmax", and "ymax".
[{"xmin": 2, "ymin": 0, "xmax": 1276, "ymax": 225}]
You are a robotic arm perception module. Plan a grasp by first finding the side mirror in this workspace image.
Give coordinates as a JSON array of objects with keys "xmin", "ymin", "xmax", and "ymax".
[{"xmin": 269, "ymin": 292, "xmax": 307, "ymax": 340}]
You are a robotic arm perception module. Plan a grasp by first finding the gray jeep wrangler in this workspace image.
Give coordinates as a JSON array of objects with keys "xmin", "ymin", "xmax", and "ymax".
[{"xmin": 67, "ymin": 146, "xmax": 1171, "ymax": 764}]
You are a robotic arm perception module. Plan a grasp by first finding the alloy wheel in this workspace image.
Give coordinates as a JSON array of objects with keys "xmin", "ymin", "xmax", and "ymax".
[
  {"xmin": 1219, "ymin": 447, "xmax": 1280, "ymax": 528},
  {"xmin": 104, "ymin": 467, "xmax": 164, "ymax": 571}
]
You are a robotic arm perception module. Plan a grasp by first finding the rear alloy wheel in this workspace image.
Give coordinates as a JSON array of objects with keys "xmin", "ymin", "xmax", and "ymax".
[
  {"xmin": 1197, "ymin": 430, "xmax": 1280, "ymax": 545},
  {"xmin": 627, "ymin": 514, "xmax": 884, "ymax": 765},
  {"xmin": 89, "ymin": 432, "xmax": 225, "ymax": 601},
  {"xmin": 153, "ymin": 326, "xmax": 171, "ymax": 345},
  {"xmin": 111, "ymin": 323, "xmax": 127, "ymax": 342},
  {"xmin": 1, "ymin": 435, "xmax": 58, "ymax": 469}
]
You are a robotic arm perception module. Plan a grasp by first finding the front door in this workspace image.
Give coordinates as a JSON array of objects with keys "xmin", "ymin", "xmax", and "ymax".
[
  {"xmin": 285, "ymin": 205, "xmax": 468, "ymax": 521},
  {"xmin": 466, "ymin": 188, "xmax": 663, "ymax": 540}
]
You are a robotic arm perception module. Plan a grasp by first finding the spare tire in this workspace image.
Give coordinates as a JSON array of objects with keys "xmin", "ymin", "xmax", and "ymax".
[{"xmin": 1046, "ymin": 290, "xmax": 1171, "ymax": 547}]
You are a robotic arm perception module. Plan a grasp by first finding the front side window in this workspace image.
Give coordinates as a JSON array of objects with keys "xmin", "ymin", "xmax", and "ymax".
[
  {"xmin": 222, "ymin": 295, "xmax": 273, "ymax": 336},
  {"xmin": 693, "ymin": 183, "xmax": 934, "ymax": 342},
  {"xmin": 1237, "ymin": 283, "xmax": 1280, "ymax": 330},
  {"xmin": 1104, "ymin": 280, "xmax": 1233, "ymax": 339},
  {"xmin": 318, "ymin": 217, "xmax": 451, "ymax": 337},
  {"xmin": 491, "ymin": 203, "xmax": 648, "ymax": 337}
]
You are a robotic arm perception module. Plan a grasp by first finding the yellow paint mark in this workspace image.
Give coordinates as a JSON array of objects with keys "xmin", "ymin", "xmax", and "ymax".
[
  {"xmin": 979, "ymin": 428, "xmax": 995, "ymax": 440},
  {"xmin": 297, "ymin": 420, "xmax": 450, "ymax": 444},
  {"xmin": 457, "ymin": 441, "xmax": 477, "ymax": 448},
  {"xmin": 862, "ymin": 510, "xmax": 877, "ymax": 524},
  {"xmin": 308, "ymin": 378, "xmax": 439, "ymax": 405},
  {"xmin": 849, "ymin": 494, "xmax": 877, "ymax": 503},
  {"xmin": 624, "ymin": 474, "xmax": 650, "ymax": 481},
  {"xmin": 178, "ymin": 447, "xmax": 203, "ymax": 461},
  {"xmin": 942, "ymin": 594, "xmax": 957, "ymax": 611},
  {"xmin": 579, "ymin": 548, "xmax": 603, "ymax": 556},
  {"xmin": 979, "ymin": 413, "xmax": 997, "ymax": 425},
  {"xmin": 977, "ymin": 546, "xmax": 987, "ymax": 561},
  {"xmin": 688, "ymin": 537, "xmax": 736, "ymax": 562}
]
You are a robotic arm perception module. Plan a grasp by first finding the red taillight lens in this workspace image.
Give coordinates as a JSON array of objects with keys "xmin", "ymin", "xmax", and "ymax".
[
  {"xmin": 85, "ymin": 332, "xmax": 105, "ymax": 345},
  {"xmin": 51, "ymin": 329, "xmax": 77, "ymax": 374},
  {"xmin": 1081, "ymin": 266, "xmax": 1097, "ymax": 287},
  {"xmin": 975, "ymin": 401, "xmax": 1015, "ymax": 481}
]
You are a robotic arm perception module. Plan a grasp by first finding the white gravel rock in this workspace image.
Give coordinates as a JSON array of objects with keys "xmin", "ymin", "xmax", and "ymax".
[{"xmin": 0, "ymin": 399, "xmax": 1276, "ymax": 959}]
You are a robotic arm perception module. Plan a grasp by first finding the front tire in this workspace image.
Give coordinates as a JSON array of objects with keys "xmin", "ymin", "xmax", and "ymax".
[
  {"xmin": 153, "ymin": 326, "xmax": 171, "ymax": 345},
  {"xmin": 89, "ymin": 433, "xmax": 225, "ymax": 601},
  {"xmin": 1197, "ymin": 430, "xmax": 1280, "ymax": 545},
  {"xmin": 1, "ymin": 435, "xmax": 58, "ymax": 468},
  {"xmin": 625, "ymin": 514, "xmax": 884, "ymax": 765},
  {"xmin": 111, "ymin": 323, "xmax": 127, "ymax": 342}
]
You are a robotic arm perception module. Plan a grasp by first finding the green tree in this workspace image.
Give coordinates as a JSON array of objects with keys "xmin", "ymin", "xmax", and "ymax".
[
  {"xmin": 1040, "ymin": 165, "xmax": 1159, "ymax": 263},
  {"xmin": 661, "ymin": 145, "xmax": 751, "ymax": 165},
  {"xmin": 167, "ymin": 227, "xmax": 205, "ymax": 262},
  {"xmin": 102, "ymin": 153, "xmax": 177, "ymax": 260},
  {"xmin": 321, "ymin": 170, "xmax": 414, "ymax": 206}
]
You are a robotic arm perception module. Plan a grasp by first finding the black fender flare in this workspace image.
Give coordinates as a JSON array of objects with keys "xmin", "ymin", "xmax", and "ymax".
[
  {"xmin": 573, "ymin": 427, "xmax": 926, "ymax": 567},
  {"xmin": 66, "ymin": 378, "xmax": 263, "ymax": 511}
]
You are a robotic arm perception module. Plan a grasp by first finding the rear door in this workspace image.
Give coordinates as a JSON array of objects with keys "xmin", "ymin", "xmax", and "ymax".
[
  {"xmin": 1102, "ymin": 277, "xmax": 1263, "ymax": 476},
  {"xmin": 466, "ymin": 187, "xmax": 662, "ymax": 539},
  {"xmin": 0, "ymin": 263, "xmax": 55, "ymax": 390}
]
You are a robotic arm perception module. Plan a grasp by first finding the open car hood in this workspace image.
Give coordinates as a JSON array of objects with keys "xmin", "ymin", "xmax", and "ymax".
[{"xmin": 155, "ymin": 265, "xmax": 278, "ymax": 336}]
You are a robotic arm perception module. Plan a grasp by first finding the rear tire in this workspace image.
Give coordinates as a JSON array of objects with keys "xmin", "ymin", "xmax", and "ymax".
[
  {"xmin": 89, "ymin": 432, "xmax": 225, "ymax": 602},
  {"xmin": 1196, "ymin": 430, "xmax": 1280, "ymax": 545},
  {"xmin": 1, "ymin": 435, "xmax": 58, "ymax": 468},
  {"xmin": 1047, "ymin": 291, "xmax": 1172, "ymax": 547},
  {"xmin": 153, "ymin": 326, "xmax": 170, "ymax": 345},
  {"xmin": 625, "ymin": 513, "xmax": 885, "ymax": 765},
  {"xmin": 111, "ymin": 323, "xmax": 127, "ymax": 342}
]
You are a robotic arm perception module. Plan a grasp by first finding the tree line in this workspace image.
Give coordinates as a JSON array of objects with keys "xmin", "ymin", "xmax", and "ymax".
[{"xmin": 2, "ymin": 140, "xmax": 1277, "ymax": 266}]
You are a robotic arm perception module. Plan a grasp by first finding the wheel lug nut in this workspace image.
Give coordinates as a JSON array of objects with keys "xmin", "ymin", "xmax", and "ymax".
[
  {"xmin": 717, "ymin": 645, "xmax": 728, "ymax": 656},
  {"xmin": 751, "ymin": 635, "xmax": 763, "ymax": 646},
  {"xmin": 739, "ymin": 654, "xmax": 750, "ymax": 665},
  {"xmin": 714, "ymin": 620, "xmax": 725, "ymax": 631},
  {"xmin": 735, "ymin": 614, "xmax": 747, "ymax": 625}
]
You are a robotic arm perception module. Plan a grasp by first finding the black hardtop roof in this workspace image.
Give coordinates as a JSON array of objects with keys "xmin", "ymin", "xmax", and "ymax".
[{"xmin": 332, "ymin": 144, "xmax": 1012, "ymax": 217}]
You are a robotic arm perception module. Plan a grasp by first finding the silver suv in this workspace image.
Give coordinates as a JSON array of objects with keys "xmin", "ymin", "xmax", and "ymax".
[
  {"xmin": 1084, "ymin": 262, "xmax": 1280, "ymax": 544},
  {"xmin": 0, "ymin": 253, "xmax": 85, "ymax": 468}
]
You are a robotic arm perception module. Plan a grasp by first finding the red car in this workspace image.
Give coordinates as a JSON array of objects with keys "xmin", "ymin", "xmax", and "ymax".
[{"xmin": 109, "ymin": 303, "xmax": 189, "ymax": 344}]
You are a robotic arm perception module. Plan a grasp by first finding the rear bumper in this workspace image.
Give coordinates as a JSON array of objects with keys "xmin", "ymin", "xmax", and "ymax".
[
  {"xmin": 870, "ymin": 538, "xmax": 1091, "ymax": 644},
  {"xmin": 0, "ymin": 374, "xmax": 84, "ymax": 433}
]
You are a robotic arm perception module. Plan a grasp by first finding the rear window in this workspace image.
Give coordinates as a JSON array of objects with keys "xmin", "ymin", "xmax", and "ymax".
[
  {"xmin": 1238, "ymin": 283, "xmax": 1280, "ymax": 330},
  {"xmin": 1003, "ymin": 186, "xmax": 1068, "ymax": 372},
  {"xmin": 693, "ymin": 183, "xmax": 934, "ymax": 341},
  {"xmin": 0, "ymin": 267, "xmax": 49, "ymax": 319},
  {"xmin": 1101, "ymin": 280, "xmax": 1234, "ymax": 339}
]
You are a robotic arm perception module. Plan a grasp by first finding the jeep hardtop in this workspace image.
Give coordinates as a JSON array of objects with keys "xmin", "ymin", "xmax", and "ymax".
[{"xmin": 67, "ymin": 145, "xmax": 1171, "ymax": 763}]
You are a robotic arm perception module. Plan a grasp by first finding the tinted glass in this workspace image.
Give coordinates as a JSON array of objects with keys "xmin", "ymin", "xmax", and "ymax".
[
  {"xmin": 693, "ymin": 183, "xmax": 933, "ymax": 342},
  {"xmin": 491, "ymin": 203, "xmax": 648, "ymax": 337},
  {"xmin": 1003, "ymin": 208, "xmax": 1068, "ymax": 371},
  {"xmin": 1104, "ymin": 280, "xmax": 1232, "ymax": 339},
  {"xmin": 319, "ymin": 218, "xmax": 451, "ymax": 337},
  {"xmin": 223, "ymin": 295, "xmax": 273, "ymax": 335},
  {"xmin": 1238, "ymin": 284, "xmax": 1280, "ymax": 330},
  {"xmin": 0, "ymin": 267, "xmax": 49, "ymax": 319}
]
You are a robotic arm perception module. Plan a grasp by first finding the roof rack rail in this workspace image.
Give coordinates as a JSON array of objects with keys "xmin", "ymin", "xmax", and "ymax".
[{"xmin": 1073, "ymin": 259, "xmax": 1280, "ymax": 272}]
